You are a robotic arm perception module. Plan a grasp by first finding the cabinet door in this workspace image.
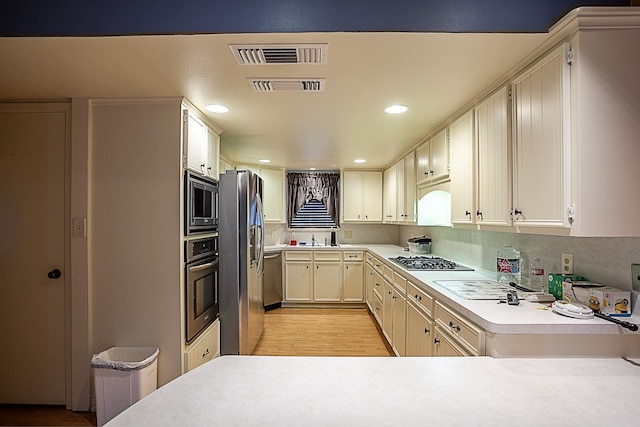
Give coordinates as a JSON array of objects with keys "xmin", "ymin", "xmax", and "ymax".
[
  {"xmin": 260, "ymin": 168, "xmax": 285, "ymax": 223},
  {"xmin": 205, "ymin": 127, "xmax": 220, "ymax": 178},
  {"xmin": 185, "ymin": 320, "xmax": 219, "ymax": 372},
  {"xmin": 434, "ymin": 327, "xmax": 470, "ymax": 357},
  {"xmin": 342, "ymin": 171, "xmax": 364, "ymax": 221},
  {"xmin": 403, "ymin": 152, "xmax": 416, "ymax": 223},
  {"xmin": 476, "ymin": 87, "xmax": 511, "ymax": 227},
  {"xmin": 415, "ymin": 141, "xmax": 430, "ymax": 185},
  {"xmin": 383, "ymin": 165, "xmax": 397, "ymax": 222},
  {"xmin": 343, "ymin": 261, "xmax": 363, "ymax": 302},
  {"xmin": 362, "ymin": 171, "xmax": 383, "ymax": 221},
  {"xmin": 430, "ymin": 129, "xmax": 449, "ymax": 182},
  {"xmin": 284, "ymin": 261, "xmax": 313, "ymax": 301},
  {"xmin": 405, "ymin": 303, "xmax": 434, "ymax": 356},
  {"xmin": 313, "ymin": 262, "xmax": 342, "ymax": 302},
  {"xmin": 391, "ymin": 291, "xmax": 406, "ymax": 356},
  {"xmin": 512, "ymin": 43, "xmax": 570, "ymax": 229},
  {"xmin": 185, "ymin": 109, "xmax": 206, "ymax": 174},
  {"xmin": 395, "ymin": 158, "xmax": 406, "ymax": 221},
  {"xmin": 382, "ymin": 280, "xmax": 394, "ymax": 342},
  {"xmin": 450, "ymin": 110, "xmax": 475, "ymax": 224},
  {"xmin": 364, "ymin": 262, "xmax": 375, "ymax": 309}
]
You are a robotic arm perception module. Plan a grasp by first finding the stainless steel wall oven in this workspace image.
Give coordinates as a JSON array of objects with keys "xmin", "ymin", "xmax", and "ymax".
[{"xmin": 185, "ymin": 235, "xmax": 219, "ymax": 343}]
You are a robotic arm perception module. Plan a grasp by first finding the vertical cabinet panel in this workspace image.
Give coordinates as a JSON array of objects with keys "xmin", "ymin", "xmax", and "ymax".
[
  {"xmin": 512, "ymin": 43, "xmax": 570, "ymax": 228},
  {"xmin": 476, "ymin": 87, "xmax": 511, "ymax": 227},
  {"xmin": 449, "ymin": 110, "xmax": 475, "ymax": 225}
]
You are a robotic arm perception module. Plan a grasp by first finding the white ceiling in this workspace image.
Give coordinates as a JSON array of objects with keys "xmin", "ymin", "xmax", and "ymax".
[{"xmin": 0, "ymin": 31, "xmax": 548, "ymax": 170}]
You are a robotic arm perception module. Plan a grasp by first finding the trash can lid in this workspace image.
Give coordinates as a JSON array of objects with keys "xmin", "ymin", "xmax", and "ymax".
[{"xmin": 91, "ymin": 347, "xmax": 159, "ymax": 371}]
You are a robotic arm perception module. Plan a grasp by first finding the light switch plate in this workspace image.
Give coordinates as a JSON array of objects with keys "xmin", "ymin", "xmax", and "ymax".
[
  {"xmin": 72, "ymin": 217, "xmax": 86, "ymax": 238},
  {"xmin": 632, "ymin": 263, "xmax": 640, "ymax": 291}
]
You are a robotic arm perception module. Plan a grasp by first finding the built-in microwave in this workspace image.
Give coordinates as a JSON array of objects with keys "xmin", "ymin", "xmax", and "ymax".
[{"xmin": 185, "ymin": 170, "xmax": 218, "ymax": 235}]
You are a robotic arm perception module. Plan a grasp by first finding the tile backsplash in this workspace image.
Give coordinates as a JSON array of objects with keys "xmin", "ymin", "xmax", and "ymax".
[{"xmin": 266, "ymin": 223, "xmax": 640, "ymax": 291}]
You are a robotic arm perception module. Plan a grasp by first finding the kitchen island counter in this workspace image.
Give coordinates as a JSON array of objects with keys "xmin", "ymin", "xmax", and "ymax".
[{"xmin": 106, "ymin": 355, "xmax": 640, "ymax": 427}]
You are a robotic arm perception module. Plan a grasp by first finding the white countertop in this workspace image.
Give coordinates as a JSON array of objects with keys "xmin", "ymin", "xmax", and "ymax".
[
  {"xmin": 271, "ymin": 243, "xmax": 640, "ymax": 336},
  {"xmin": 106, "ymin": 355, "xmax": 640, "ymax": 427}
]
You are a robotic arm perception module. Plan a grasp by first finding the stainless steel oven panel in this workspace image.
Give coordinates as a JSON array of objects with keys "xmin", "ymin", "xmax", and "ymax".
[{"xmin": 185, "ymin": 236, "xmax": 219, "ymax": 343}]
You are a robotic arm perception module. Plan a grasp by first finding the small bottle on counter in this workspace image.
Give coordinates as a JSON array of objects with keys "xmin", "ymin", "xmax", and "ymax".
[
  {"xmin": 529, "ymin": 257, "xmax": 545, "ymax": 292},
  {"xmin": 497, "ymin": 245, "xmax": 521, "ymax": 284}
]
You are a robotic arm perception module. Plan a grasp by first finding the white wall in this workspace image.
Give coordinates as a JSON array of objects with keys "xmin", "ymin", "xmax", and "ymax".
[{"xmin": 90, "ymin": 99, "xmax": 183, "ymax": 386}]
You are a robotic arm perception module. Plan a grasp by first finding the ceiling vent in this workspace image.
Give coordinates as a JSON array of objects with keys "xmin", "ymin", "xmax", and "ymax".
[
  {"xmin": 230, "ymin": 44, "xmax": 328, "ymax": 65},
  {"xmin": 248, "ymin": 78, "xmax": 326, "ymax": 92}
]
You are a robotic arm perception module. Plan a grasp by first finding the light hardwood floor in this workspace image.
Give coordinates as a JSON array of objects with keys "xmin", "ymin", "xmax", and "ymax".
[
  {"xmin": 0, "ymin": 405, "xmax": 96, "ymax": 426},
  {"xmin": 252, "ymin": 307, "xmax": 394, "ymax": 356}
]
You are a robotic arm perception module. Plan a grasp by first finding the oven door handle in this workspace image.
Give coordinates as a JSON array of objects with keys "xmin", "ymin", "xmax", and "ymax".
[{"xmin": 189, "ymin": 262, "xmax": 215, "ymax": 272}]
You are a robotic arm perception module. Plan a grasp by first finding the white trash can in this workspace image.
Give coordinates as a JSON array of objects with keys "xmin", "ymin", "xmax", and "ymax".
[{"xmin": 91, "ymin": 347, "xmax": 159, "ymax": 426}]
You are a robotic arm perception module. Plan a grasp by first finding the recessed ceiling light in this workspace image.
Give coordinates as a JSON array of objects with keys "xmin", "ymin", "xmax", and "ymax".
[
  {"xmin": 309, "ymin": 167, "xmax": 317, "ymax": 170},
  {"xmin": 205, "ymin": 104, "xmax": 229, "ymax": 113},
  {"xmin": 354, "ymin": 159, "xmax": 366, "ymax": 164},
  {"xmin": 384, "ymin": 104, "xmax": 408, "ymax": 114},
  {"xmin": 258, "ymin": 159, "xmax": 271, "ymax": 163}
]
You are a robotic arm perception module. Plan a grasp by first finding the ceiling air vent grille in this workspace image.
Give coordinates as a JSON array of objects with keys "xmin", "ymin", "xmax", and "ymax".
[
  {"xmin": 230, "ymin": 44, "xmax": 328, "ymax": 65},
  {"xmin": 248, "ymin": 79, "xmax": 326, "ymax": 92}
]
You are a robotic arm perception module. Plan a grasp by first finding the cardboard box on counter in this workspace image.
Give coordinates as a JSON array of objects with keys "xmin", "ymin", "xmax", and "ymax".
[
  {"xmin": 562, "ymin": 280, "xmax": 632, "ymax": 317},
  {"xmin": 548, "ymin": 274, "xmax": 587, "ymax": 300}
]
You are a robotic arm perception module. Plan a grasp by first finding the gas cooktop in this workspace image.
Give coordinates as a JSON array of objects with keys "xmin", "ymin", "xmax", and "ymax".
[{"xmin": 389, "ymin": 256, "xmax": 474, "ymax": 271}]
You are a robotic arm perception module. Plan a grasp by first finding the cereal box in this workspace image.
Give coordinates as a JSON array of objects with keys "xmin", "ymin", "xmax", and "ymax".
[{"xmin": 548, "ymin": 274, "xmax": 587, "ymax": 300}]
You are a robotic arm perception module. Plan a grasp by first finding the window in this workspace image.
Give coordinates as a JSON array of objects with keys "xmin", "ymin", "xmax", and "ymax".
[{"xmin": 287, "ymin": 171, "xmax": 340, "ymax": 229}]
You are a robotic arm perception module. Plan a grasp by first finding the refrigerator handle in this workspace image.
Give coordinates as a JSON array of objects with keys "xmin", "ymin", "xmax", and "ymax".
[{"xmin": 255, "ymin": 192, "xmax": 265, "ymax": 273}]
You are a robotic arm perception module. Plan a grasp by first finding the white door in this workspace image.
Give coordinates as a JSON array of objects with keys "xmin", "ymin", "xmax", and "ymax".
[{"xmin": 0, "ymin": 104, "xmax": 69, "ymax": 404}]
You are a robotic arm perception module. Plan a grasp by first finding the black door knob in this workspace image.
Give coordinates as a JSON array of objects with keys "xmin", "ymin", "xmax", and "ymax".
[{"xmin": 47, "ymin": 269, "xmax": 61, "ymax": 279}]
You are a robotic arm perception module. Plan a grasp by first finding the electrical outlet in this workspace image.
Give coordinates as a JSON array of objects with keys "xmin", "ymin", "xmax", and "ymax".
[
  {"xmin": 344, "ymin": 230, "xmax": 353, "ymax": 239},
  {"xmin": 561, "ymin": 253, "xmax": 573, "ymax": 274},
  {"xmin": 271, "ymin": 231, "xmax": 277, "ymax": 239},
  {"xmin": 632, "ymin": 263, "xmax": 640, "ymax": 292}
]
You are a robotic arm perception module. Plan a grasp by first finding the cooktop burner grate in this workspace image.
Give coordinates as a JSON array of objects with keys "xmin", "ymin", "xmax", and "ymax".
[{"xmin": 389, "ymin": 256, "xmax": 473, "ymax": 271}]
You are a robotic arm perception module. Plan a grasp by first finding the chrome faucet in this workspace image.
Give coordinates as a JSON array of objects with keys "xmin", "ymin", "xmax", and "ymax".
[{"xmin": 311, "ymin": 235, "xmax": 316, "ymax": 247}]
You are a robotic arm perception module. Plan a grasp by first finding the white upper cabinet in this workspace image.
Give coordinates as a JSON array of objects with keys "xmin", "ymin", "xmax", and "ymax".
[
  {"xmin": 183, "ymin": 106, "xmax": 220, "ymax": 179},
  {"xmin": 475, "ymin": 87, "xmax": 512, "ymax": 228},
  {"xmin": 259, "ymin": 167, "xmax": 285, "ymax": 223},
  {"xmin": 449, "ymin": 110, "xmax": 475, "ymax": 225},
  {"xmin": 416, "ymin": 129, "xmax": 449, "ymax": 186},
  {"xmin": 511, "ymin": 43, "xmax": 571, "ymax": 230},
  {"xmin": 342, "ymin": 170, "xmax": 383, "ymax": 222},
  {"xmin": 399, "ymin": 152, "xmax": 417, "ymax": 223},
  {"xmin": 383, "ymin": 165, "xmax": 397, "ymax": 222}
]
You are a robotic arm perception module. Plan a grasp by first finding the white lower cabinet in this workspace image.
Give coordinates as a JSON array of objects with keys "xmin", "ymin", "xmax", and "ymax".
[
  {"xmin": 283, "ymin": 250, "xmax": 364, "ymax": 304},
  {"xmin": 184, "ymin": 320, "xmax": 220, "ymax": 372},
  {"xmin": 405, "ymin": 302, "xmax": 434, "ymax": 356},
  {"xmin": 434, "ymin": 301, "xmax": 485, "ymax": 356},
  {"xmin": 433, "ymin": 326, "xmax": 471, "ymax": 357}
]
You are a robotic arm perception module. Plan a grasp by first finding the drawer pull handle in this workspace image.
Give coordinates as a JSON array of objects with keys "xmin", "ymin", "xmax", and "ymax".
[
  {"xmin": 414, "ymin": 294, "xmax": 421, "ymax": 301},
  {"xmin": 434, "ymin": 338, "xmax": 440, "ymax": 344},
  {"xmin": 202, "ymin": 348, "xmax": 210, "ymax": 358},
  {"xmin": 448, "ymin": 321, "xmax": 461, "ymax": 332},
  {"xmin": 424, "ymin": 328, "xmax": 430, "ymax": 334}
]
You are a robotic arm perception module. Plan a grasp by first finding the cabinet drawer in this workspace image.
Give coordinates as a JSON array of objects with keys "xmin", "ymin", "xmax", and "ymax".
[
  {"xmin": 392, "ymin": 272, "xmax": 407, "ymax": 295},
  {"xmin": 383, "ymin": 264, "xmax": 394, "ymax": 282},
  {"xmin": 372, "ymin": 258, "xmax": 384, "ymax": 274},
  {"xmin": 314, "ymin": 251, "xmax": 342, "ymax": 261},
  {"xmin": 366, "ymin": 253, "xmax": 374, "ymax": 265},
  {"xmin": 343, "ymin": 251, "xmax": 363, "ymax": 261},
  {"xmin": 285, "ymin": 250, "xmax": 313, "ymax": 261},
  {"xmin": 407, "ymin": 281, "xmax": 434, "ymax": 318},
  {"xmin": 435, "ymin": 301, "xmax": 484, "ymax": 356},
  {"xmin": 185, "ymin": 320, "xmax": 219, "ymax": 372}
]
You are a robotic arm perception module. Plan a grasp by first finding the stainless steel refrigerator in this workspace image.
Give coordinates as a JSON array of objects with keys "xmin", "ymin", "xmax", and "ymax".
[{"xmin": 219, "ymin": 170, "xmax": 265, "ymax": 355}]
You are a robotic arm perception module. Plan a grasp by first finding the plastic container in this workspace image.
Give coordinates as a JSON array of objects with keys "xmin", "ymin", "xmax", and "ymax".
[
  {"xmin": 496, "ymin": 245, "xmax": 521, "ymax": 284},
  {"xmin": 529, "ymin": 257, "xmax": 545, "ymax": 292},
  {"xmin": 407, "ymin": 236, "xmax": 432, "ymax": 254},
  {"xmin": 92, "ymin": 347, "xmax": 159, "ymax": 426}
]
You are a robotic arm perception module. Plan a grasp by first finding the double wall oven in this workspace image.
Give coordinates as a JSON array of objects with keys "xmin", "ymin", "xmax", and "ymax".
[{"xmin": 184, "ymin": 171, "xmax": 220, "ymax": 343}]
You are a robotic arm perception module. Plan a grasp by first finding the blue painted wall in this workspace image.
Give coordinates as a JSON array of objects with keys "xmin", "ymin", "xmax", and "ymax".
[{"xmin": 0, "ymin": 0, "xmax": 629, "ymax": 36}]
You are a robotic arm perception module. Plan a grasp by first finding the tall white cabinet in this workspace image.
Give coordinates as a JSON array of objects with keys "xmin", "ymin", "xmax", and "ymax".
[
  {"xmin": 511, "ymin": 43, "xmax": 571, "ymax": 230},
  {"xmin": 449, "ymin": 110, "xmax": 475, "ymax": 225}
]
